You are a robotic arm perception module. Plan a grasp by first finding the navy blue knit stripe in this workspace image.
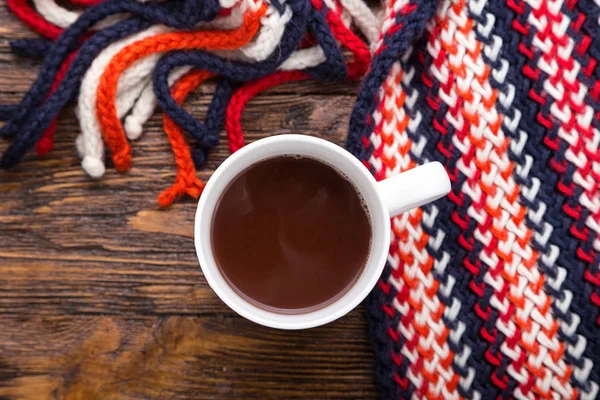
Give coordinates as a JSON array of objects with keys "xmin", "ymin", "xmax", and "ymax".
[
  {"xmin": 366, "ymin": 266, "xmax": 412, "ymax": 399},
  {"xmin": 190, "ymin": 79, "xmax": 236, "ymax": 166},
  {"xmin": 345, "ymin": 0, "xmax": 437, "ymax": 160},
  {"xmin": 505, "ymin": 0, "xmax": 600, "ymax": 393}
]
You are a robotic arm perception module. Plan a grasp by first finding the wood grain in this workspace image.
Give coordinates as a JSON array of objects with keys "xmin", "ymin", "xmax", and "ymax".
[{"xmin": 0, "ymin": 5, "xmax": 378, "ymax": 400}]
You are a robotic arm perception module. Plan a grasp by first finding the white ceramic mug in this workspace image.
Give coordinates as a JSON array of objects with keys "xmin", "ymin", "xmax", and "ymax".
[{"xmin": 194, "ymin": 135, "xmax": 450, "ymax": 329}]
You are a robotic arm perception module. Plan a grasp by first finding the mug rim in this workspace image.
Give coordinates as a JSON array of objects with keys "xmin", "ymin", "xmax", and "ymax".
[{"xmin": 194, "ymin": 135, "xmax": 390, "ymax": 329}]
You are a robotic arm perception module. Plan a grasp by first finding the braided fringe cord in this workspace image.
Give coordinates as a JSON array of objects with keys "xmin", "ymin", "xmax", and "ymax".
[
  {"xmin": 76, "ymin": 1, "xmax": 247, "ymax": 174},
  {"xmin": 123, "ymin": 66, "xmax": 192, "ymax": 142},
  {"xmin": 0, "ymin": 0, "xmax": 222, "ymax": 167},
  {"xmin": 225, "ymin": 0, "xmax": 372, "ymax": 151},
  {"xmin": 150, "ymin": 0, "xmax": 310, "ymax": 167},
  {"xmin": 74, "ymin": 0, "xmax": 252, "ymax": 176},
  {"xmin": 158, "ymin": 70, "xmax": 215, "ymax": 207},
  {"xmin": 119, "ymin": 2, "xmax": 293, "ymax": 159},
  {"xmin": 95, "ymin": 4, "xmax": 267, "ymax": 172},
  {"xmin": 76, "ymin": 25, "xmax": 169, "ymax": 178}
]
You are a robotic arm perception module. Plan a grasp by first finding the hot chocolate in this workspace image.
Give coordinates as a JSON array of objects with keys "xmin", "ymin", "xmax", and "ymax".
[{"xmin": 211, "ymin": 155, "xmax": 372, "ymax": 313}]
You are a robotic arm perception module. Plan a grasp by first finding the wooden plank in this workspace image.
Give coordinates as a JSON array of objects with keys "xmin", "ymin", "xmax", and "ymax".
[
  {"xmin": 0, "ymin": 315, "xmax": 377, "ymax": 399},
  {"xmin": 0, "ymin": 6, "xmax": 379, "ymax": 399}
]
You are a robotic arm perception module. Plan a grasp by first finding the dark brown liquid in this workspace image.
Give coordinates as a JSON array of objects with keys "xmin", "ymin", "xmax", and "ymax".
[{"xmin": 211, "ymin": 156, "xmax": 372, "ymax": 313}]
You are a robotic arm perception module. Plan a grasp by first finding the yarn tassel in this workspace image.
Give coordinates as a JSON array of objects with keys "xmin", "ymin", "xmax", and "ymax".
[
  {"xmin": 95, "ymin": 4, "xmax": 267, "ymax": 172},
  {"xmin": 3, "ymin": 0, "xmax": 375, "ymax": 206},
  {"xmin": 158, "ymin": 70, "xmax": 215, "ymax": 207}
]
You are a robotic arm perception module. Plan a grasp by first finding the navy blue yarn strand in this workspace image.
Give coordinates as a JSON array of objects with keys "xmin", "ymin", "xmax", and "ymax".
[
  {"xmin": 0, "ymin": 105, "xmax": 18, "ymax": 121},
  {"xmin": 346, "ymin": 0, "xmax": 438, "ymax": 159},
  {"xmin": 270, "ymin": 0, "xmax": 286, "ymax": 14},
  {"xmin": 191, "ymin": 79, "xmax": 236, "ymax": 166},
  {"xmin": 152, "ymin": 0, "xmax": 310, "ymax": 166},
  {"xmin": 0, "ymin": 0, "xmax": 222, "ymax": 167},
  {"xmin": 303, "ymin": 5, "xmax": 347, "ymax": 81},
  {"xmin": 153, "ymin": 1, "xmax": 349, "ymax": 166},
  {"xmin": 9, "ymin": 39, "xmax": 53, "ymax": 58},
  {"xmin": 0, "ymin": 18, "xmax": 151, "ymax": 167},
  {"xmin": 0, "ymin": 0, "xmax": 219, "ymax": 140}
]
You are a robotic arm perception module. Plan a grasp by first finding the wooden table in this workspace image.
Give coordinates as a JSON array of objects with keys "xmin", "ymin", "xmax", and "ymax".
[{"xmin": 0, "ymin": 7, "xmax": 378, "ymax": 400}]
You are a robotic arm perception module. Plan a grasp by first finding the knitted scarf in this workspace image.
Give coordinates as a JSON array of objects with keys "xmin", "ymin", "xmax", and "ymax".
[{"xmin": 353, "ymin": 0, "xmax": 600, "ymax": 399}]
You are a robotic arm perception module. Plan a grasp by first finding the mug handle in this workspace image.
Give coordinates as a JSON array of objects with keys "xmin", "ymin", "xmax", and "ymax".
[{"xmin": 375, "ymin": 162, "xmax": 451, "ymax": 217}]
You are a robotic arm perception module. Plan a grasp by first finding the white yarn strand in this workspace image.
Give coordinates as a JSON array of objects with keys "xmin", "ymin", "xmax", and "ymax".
[
  {"xmin": 338, "ymin": 0, "xmax": 381, "ymax": 47},
  {"xmin": 120, "ymin": 3, "xmax": 253, "ymax": 140},
  {"xmin": 32, "ymin": 0, "xmax": 79, "ymax": 28},
  {"xmin": 124, "ymin": 66, "xmax": 192, "ymax": 140},
  {"xmin": 76, "ymin": 0, "xmax": 318, "ymax": 177},
  {"xmin": 219, "ymin": 3, "xmax": 293, "ymax": 62},
  {"xmin": 116, "ymin": 77, "xmax": 151, "ymax": 119},
  {"xmin": 123, "ymin": 0, "xmax": 293, "ymax": 140},
  {"xmin": 76, "ymin": 25, "xmax": 168, "ymax": 178}
]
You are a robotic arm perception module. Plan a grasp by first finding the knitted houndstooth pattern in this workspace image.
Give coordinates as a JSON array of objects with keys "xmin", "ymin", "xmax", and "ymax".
[{"xmin": 353, "ymin": 0, "xmax": 600, "ymax": 398}]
